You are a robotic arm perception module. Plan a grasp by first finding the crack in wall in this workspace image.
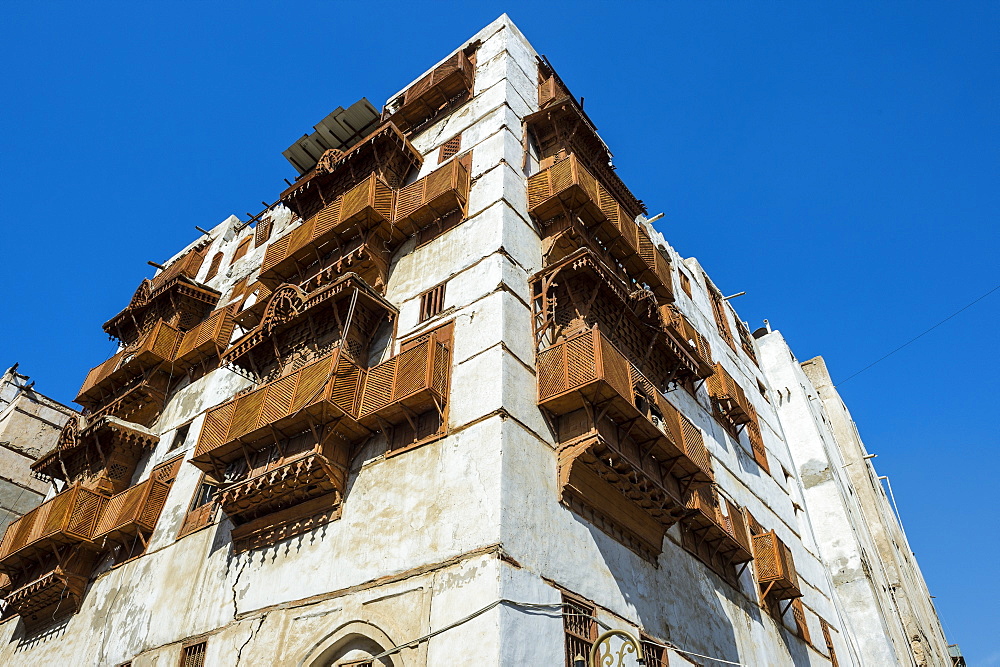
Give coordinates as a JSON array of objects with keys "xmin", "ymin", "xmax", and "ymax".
[{"xmin": 235, "ymin": 613, "xmax": 266, "ymax": 665}]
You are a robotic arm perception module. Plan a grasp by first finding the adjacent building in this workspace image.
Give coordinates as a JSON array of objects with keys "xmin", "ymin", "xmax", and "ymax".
[{"xmin": 0, "ymin": 15, "xmax": 955, "ymax": 666}]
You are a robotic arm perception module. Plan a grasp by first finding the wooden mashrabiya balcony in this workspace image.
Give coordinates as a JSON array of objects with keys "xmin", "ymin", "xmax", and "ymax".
[
  {"xmin": 261, "ymin": 174, "xmax": 396, "ymax": 286},
  {"xmin": 393, "ymin": 156, "xmax": 471, "ymax": 237},
  {"xmin": 706, "ymin": 362, "xmax": 753, "ymax": 427},
  {"xmin": 357, "ymin": 335, "xmax": 452, "ymax": 430},
  {"xmin": 659, "ymin": 305, "xmax": 715, "ymax": 380},
  {"xmin": 191, "ymin": 347, "xmax": 368, "ymax": 474},
  {"xmin": 683, "ymin": 484, "xmax": 754, "ymax": 566},
  {"xmin": 527, "ymin": 154, "xmax": 672, "ymax": 303},
  {"xmin": 537, "ymin": 328, "xmax": 713, "ymax": 487},
  {"xmin": 0, "ymin": 485, "xmax": 107, "ymax": 575},
  {"xmin": 92, "ymin": 476, "xmax": 172, "ymax": 547},
  {"xmin": 752, "ymin": 530, "xmax": 802, "ymax": 600},
  {"xmin": 0, "ymin": 561, "xmax": 91, "ymax": 625},
  {"xmin": 171, "ymin": 305, "xmax": 237, "ymax": 371},
  {"xmin": 384, "ymin": 50, "xmax": 476, "ymax": 134}
]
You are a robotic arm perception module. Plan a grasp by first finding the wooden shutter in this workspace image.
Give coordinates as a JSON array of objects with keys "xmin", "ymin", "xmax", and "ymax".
[
  {"xmin": 707, "ymin": 283, "xmax": 736, "ymax": 350},
  {"xmin": 254, "ymin": 216, "xmax": 273, "ymax": 247},
  {"xmin": 679, "ymin": 271, "xmax": 692, "ymax": 297},
  {"xmin": 419, "ymin": 283, "xmax": 447, "ymax": 322},
  {"xmin": 205, "ymin": 253, "xmax": 223, "ymax": 281},
  {"xmin": 791, "ymin": 598, "xmax": 811, "ymax": 643},
  {"xmin": 821, "ymin": 619, "xmax": 839, "ymax": 667},
  {"xmin": 231, "ymin": 237, "xmax": 252, "ymax": 265}
]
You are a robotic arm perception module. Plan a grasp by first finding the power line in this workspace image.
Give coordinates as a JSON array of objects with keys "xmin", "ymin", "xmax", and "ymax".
[{"xmin": 837, "ymin": 284, "xmax": 1000, "ymax": 386}]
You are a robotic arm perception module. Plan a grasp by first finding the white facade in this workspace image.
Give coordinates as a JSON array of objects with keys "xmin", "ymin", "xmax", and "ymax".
[{"xmin": 0, "ymin": 16, "xmax": 952, "ymax": 667}]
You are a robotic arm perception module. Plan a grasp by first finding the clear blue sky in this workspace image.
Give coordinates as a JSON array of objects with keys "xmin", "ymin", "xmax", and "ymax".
[{"xmin": 2, "ymin": 2, "xmax": 996, "ymax": 661}]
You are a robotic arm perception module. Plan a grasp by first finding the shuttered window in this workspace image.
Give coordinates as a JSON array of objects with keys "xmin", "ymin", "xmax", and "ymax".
[
  {"xmin": 821, "ymin": 619, "xmax": 839, "ymax": 667},
  {"xmin": 254, "ymin": 216, "xmax": 273, "ymax": 247},
  {"xmin": 562, "ymin": 593, "xmax": 597, "ymax": 667},
  {"xmin": 438, "ymin": 134, "xmax": 462, "ymax": 163},
  {"xmin": 707, "ymin": 284, "xmax": 736, "ymax": 350},
  {"xmin": 641, "ymin": 635, "xmax": 668, "ymax": 666},
  {"xmin": 231, "ymin": 237, "xmax": 252, "ymax": 265},
  {"xmin": 679, "ymin": 271, "xmax": 692, "ymax": 298},
  {"xmin": 205, "ymin": 252, "xmax": 223, "ymax": 281},
  {"xmin": 419, "ymin": 282, "xmax": 447, "ymax": 322},
  {"xmin": 791, "ymin": 598, "xmax": 811, "ymax": 643},
  {"xmin": 181, "ymin": 641, "xmax": 207, "ymax": 667},
  {"xmin": 176, "ymin": 476, "xmax": 218, "ymax": 539}
]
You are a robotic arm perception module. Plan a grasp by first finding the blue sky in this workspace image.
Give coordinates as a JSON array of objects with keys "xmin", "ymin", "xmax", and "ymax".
[{"xmin": 2, "ymin": 2, "xmax": 996, "ymax": 661}]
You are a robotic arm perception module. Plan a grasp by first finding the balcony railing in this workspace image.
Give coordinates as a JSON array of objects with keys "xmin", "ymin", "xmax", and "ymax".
[
  {"xmin": 683, "ymin": 485, "xmax": 754, "ymax": 565},
  {"xmin": 192, "ymin": 348, "xmax": 367, "ymax": 471},
  {"xmin": 0, "ymin": 485, "xmax": 107, "ymax": 574},
  {"xmin": 537, "ymin": 328, "xmax": 713, "ymax": 486},
  {"xmin": 76, "ymin": 319, "xmax": 181, "ymax": 408},
  {"xmin": 706, "ymin": 363, "xmax": 752, "ymax": 427},
  {"xmin": 261, "ymin": 174, "xmax": 395, "ymax": 286},
  {"xmin": 172, "ymin": 306, "xmax": 236, "ymax": 371},
  {"xmin": 528, "ymin": 155, "xmax": 672, "ymax": 303},
  {"xmin": 1, "ymin": 563, "xmax": 90, "ymax": 625},
  {"xmin": 660, "ymin": 306, "xmax": 714, "ymax": 379},
  {"xmin": 220, "ymin": 451, "xmax": 344, "ymax": 525},
  {"xmin": 93, "ymin": 477, "xmax": 172, "ymax": 546},
  {"xmin": 752, "ymin": 530, "xmax": 802, "ymax": 600},
  {"xmin": 358, "ymin": 337, "xmax": 451, "ymax": 428},
  {"xmin": 393, "ymin": 157, "xmax": 471, "ymax": 237},
  {"xmin": 384, "ymin": 50, "xmax": 475, "ymax": 133}
]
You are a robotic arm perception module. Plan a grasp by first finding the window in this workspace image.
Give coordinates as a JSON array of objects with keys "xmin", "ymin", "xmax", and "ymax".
[
  {"xmin": 169, "ymin": 423, "xmax": 191, "ymax": 451},
  {"xmin": 821, "ymin": 619, "xmax": 839, "ymax": 667},
  {"xmin": 205, "ymin": 252, "xmax": 223, "ymax": 281},
  {"xmin": 231, "ymin": 237, "xmax": 252, "ymax": 265},
  {"xmin": 562, "ymin": 593, "xmax": 596, "ymax": 667},
  {"xmin": 679, "ymin": 271, "xmax": 692, "ymax": 298},
  {"xmin": 791, "ymin": 598, "xmax": 811, "ymax": 643},
  {"xmin": 641, "ymin": 635, "xmax": 668, "ymax": 667},
  {"xmin": 419, "ymin": 282, "xmax": 447, "ymax": 322},
  {"xmin": 177, "ymin": 477, "xmax": 218, "ymax": 538},
  {"xmin": 438, "ymin": 134, "xmax": 462, "ymax": 163},
  {"xmin": 254, "ymin": 216, "xmax": 272, "ymax": 247},
  {"xmin": 707, "ymin": 283, "xmax": 736, "ymax": 350},
  {"xmin": 181, "ymin": 641, "xmax": 207, "ymax": 667},
  {"xmin": 757, "ymin": 379, "xmax": 769, "ymax": 401}
]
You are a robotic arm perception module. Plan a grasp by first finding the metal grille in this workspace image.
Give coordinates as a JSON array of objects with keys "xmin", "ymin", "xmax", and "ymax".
[
  {"xmin": 641, "ymin": 639, "xmax": 667, "ymax": 667},
  {"xmin": 182, "ymin": 641, "xmax": 207, "ymax": 667},
  {"xmin": 438, "ymin": 134, "xmax": 462, "ymax": 163}
]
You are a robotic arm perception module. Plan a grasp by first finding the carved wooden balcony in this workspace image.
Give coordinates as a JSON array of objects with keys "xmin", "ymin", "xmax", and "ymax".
[
  {"xmin": 0, "ymin": 485, "xmax": 107, "ymax": 575},
  {"xmin": 76, "ymin": 319, "xmax": 181, "ymax": 408},
  {"xmin": 558, "ymin": 418, "xmax": 689, "ymax": 561},
  {"xmin": 528, "ymin": 155, "xmax": 672, "ymax": 303},
  {"xmin": 537, "ymin": 328, "xmax": 713, "ymax": 487},
  {"xmin": 221, "ymin": 451, "xmax": 345, "ymax": 521},
  {"xmin": 660, "ymin": 305, "xmax": 715, "ymax": 380},
  {"xmin": 393, "ymin": 157, "xmax": 470, "ymax": 237},
  {"xmin": 752, "ymin": 530, "xmax": 802, "ymax": 600},
  {"xmin": 93, "ymin": 477, "xmax": 171, "ymax": 547},
  {"xmin": 706, "ymin": 363, "xmax": 752, "ymax": 427},
  {"xmin": 384, "ymin": 50, "xmax": 475, "ymax": 134},
  {"xmin": 0, "ymin": 563, "xmax": 90, "ymax": 626},
  {"xmin": 172, "ymin": 306, "xmax": 237, "ymax": 372},
  {"xmin": 191, "ymin": 349, "xmax": 367, "ymax": 473},
  {"xmin": 683, "ymin": 485, "xmax": 754, "ymax": 566},
  {"xmin": 280, "ymin": 123, "xmax": 421, "ymax": 222},
  {"xmin": 262, "ymin": 174, "xmax": 396, "ymax": 286},
  {"xmin": 358, "ymin": 336, "xmax": 452, "ymax": 429},
  {"xmin": 104, "ymin": 246, "xmax": 219, "ymax": 344},
  {"xmin": 32, "ymin": 417, "xmax": 160, "ymax": 495}
]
